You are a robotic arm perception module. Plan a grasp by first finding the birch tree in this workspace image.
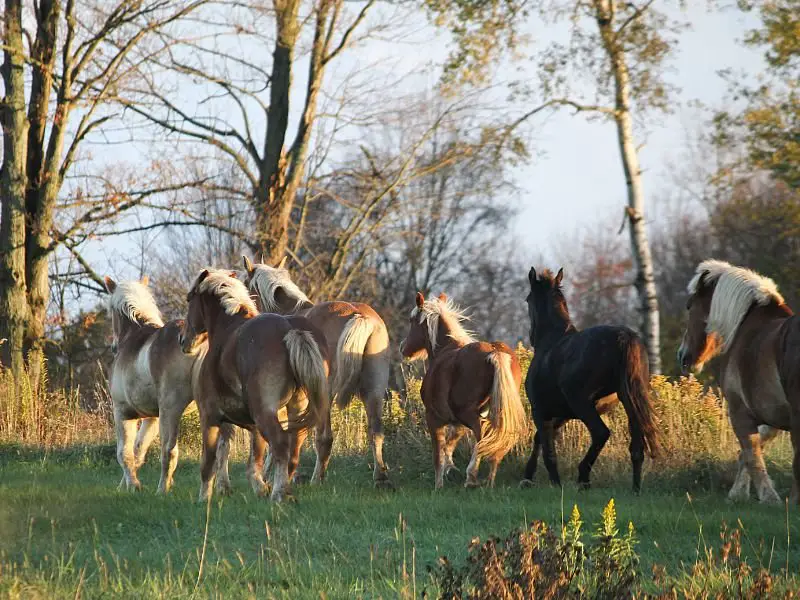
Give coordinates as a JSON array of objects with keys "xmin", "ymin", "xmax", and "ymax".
[
  {"xmin": 0, "ymin": 0, "xmax": 206, "ymax": 384},
  {"xmin": 425, "ymin": 0, "xmax": 687, "ymax": 373}
]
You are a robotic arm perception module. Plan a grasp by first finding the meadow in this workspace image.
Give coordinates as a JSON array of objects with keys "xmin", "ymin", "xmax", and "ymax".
[{"xmin": 1, "ymin": 354, "xmax": 799, "ymax": 599}]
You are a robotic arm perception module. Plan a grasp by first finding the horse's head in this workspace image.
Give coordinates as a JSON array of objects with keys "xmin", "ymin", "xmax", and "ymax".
[
  {"xmin": 104, "ymin": 274, "xmax": 158, "ymax": 353},
  {"xmin": 525, "ymin": 266, "xmax": 566, "ymax": 346},
  {"xmin": 400, "ymin": 292, "xmax": 441, "ymax": 361},
  {"xmin": 179, "ymin": 269, "xmax": 210, "ymax": 354},
  {"xmin": 677, "ymin": 270, "xmax": 720, "ymax": 374},
  {"xmin": 241, "ymin": 254, "xmax": 309, "ymax": 314}
]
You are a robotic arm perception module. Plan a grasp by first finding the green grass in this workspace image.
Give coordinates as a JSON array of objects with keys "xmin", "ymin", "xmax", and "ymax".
[{"xmin": 1, "ymin": 440, "xmax": 798, "ymax": 599}]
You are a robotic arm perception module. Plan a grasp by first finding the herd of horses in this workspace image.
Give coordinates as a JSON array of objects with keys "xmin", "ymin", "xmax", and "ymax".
[{"xmin": 104, "ymin": 257, "xmax": 800, "ymax": 505}]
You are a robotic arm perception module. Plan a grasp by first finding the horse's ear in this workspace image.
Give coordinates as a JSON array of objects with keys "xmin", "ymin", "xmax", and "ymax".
[
  {"xmin": 242, "ymin": 255, "xmax": 254, "ymax": 275},
  {"xmin": 555, "ymin": 268, "xmax": 564, "ymax": 287},
  {"xmin": 140, "ymin": 275, "xmax": 149, "ymax": 287},
  {"xmin": 438, "ymin": 292, "xmax": 448, "ymax": 302},
  {"xmin": 197, "ymin": 269, "xmax": 210, "ymax": 284},
  {"xmin": 103, "ymin": 276, "xmax": 116, "ymax": 294},
  {"xmin": 276, "ymin": 256, "xmax": 288, "ymax": 270},
  {"xmin": 528, "ymin": 267, "xmax": 537, "ymax": 286},
  {"xmin": 415, "ymin": 291, "xmax": 425, "ymax": 308}
]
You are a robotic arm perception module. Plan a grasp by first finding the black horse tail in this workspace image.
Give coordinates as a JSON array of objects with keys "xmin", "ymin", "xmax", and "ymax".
[{"xmin": 618, "ymin": 339, "xmax": 661, "ymax": 459}]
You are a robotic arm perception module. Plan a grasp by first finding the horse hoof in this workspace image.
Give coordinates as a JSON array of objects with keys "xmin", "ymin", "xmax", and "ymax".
[
  {"xmin": 292, "ymin": 474, "xmax": 307, "ymax": 485},
  {"xmin": 374, "ymin": 478, "xmax": 395, "ymax": 491},
  {"xmin": 577, "ymin": 481, "xmax": 591, "ymax": 491},
  {"xmin": 519, "ymin": 479, "xmax": 535, "ymax": 489},
  {"xmin": 464, "ymin": 480, "xmax": 481, "ymax": 490}
]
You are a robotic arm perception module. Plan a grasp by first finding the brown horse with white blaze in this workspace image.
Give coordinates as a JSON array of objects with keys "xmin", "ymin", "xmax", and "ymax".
[
  {"xmin": 179, "ymin": 269, "xmax": 332, "ymax": 502},
  {"xmin": 400, "ymin": 292, "xmax": 527, "ymax": 488},
  {"xmin": 105, "ymin": 275, "xmax": 233, "ymax": 494},
  {"xmin": 242, "ymin": 256, "xmax": 393, "ymax": 488},
  {"xmin": 678, "ymin": 259, "xmax": 800, "ymax": 504}
]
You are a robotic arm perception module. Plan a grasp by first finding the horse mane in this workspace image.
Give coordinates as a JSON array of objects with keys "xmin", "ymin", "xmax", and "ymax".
[
  {"xmin": 411, "ymin": 297, "xmax": 476, "ymax": 351},
  {"xmin": 689, "ymin": 259, "xmax": 784, "ymax": 350},
  {"xmin": 248, "ymin": 264, "xmax": 312, "ymax": 313},
  {"xmin": 107, "ymin": 281, "xmax": 164, "ymax": 328},
  {"xmin": 192, "ymin": 269, "xmax": 258, "ymax": 316}
]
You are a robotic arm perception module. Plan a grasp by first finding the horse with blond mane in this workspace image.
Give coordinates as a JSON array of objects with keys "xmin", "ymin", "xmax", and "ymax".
[
  {"xmin": 678, "ymin": 260, "xmax": 799, "ymax": 504},
  {"xmin": 400, "ymin": 292, "xmax": 527, "ymax": 488},
  {"xmin": 179, "ymin": 269, "xmax": 332, "ymax": 502},
  {"xmin": 104, "ymin": 275, "xmax": 233, "ymax": 493},
  {"xmin": 241, "ymin": 256, "xmax": 393, "ymax": 488}
]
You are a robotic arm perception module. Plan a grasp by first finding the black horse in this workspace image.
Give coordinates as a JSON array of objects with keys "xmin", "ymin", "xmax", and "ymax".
[{"xmin": 522, "ymin": 267, "xmax": 661, "ymax": 492}]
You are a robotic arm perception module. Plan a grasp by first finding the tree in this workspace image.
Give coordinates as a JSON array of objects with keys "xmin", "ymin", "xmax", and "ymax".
[
  {"xmin": 714, "ymin": 0, "xmax": 799, "ymax": 188},
  {"xmin": 124, "ymin": 0, "xmax": 381, "ymax": 269},
  {"xmin": 425, "ymin": 0, "xmax": 691, "ymax": 373},
  {"xmin": 0, "ymin": 0, "xmax": 207, "ymax": 386}
]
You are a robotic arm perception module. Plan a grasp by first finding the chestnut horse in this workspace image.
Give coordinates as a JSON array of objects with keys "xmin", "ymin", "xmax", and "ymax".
[
  {"xmin": 400, "ymin": 292, "xmax": 526, "ymax": 488},
  {"xmin": 678, "ymin": 260, "xmax": 799, "ymax": 504},
  {"xmin": 179, "ymin": 269, "xmax": 332, "ymax": 502},
  {"xmin": 105, "ymin": 275, "xmax": 233, "ymax": 493},
  {"xmin": 242, "ymin": 256, "xmax": 393, "ymax": 488},
  {"xmin": 522, "ymin": 268, "xmax": 660, "ymax": 492}
]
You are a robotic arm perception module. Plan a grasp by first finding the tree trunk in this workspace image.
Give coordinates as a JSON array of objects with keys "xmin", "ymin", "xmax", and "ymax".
[
  {"xmin": 0, "ymin": 0, "xmax": 31, "ymax": 379},
  {"xmin": 597, "ymin": 1, "xmax": 661, "ymax": 373},
  {"xmin": 23, "ymin": 0, "xmax": 62, "ymax": 390},
  {"xmin": 256, "ymin": 0, "xmax": 301, "ymax": 264}
]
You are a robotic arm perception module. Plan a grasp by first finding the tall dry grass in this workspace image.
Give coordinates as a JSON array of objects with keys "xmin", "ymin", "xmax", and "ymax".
[{"xmin": 0, "ymin": 344, "xmax": 792, "ymax": 473}]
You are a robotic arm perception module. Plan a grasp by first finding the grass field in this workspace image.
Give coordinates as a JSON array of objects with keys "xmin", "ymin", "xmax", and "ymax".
[{"xmin": 1, "ymin": 435, "xmax": 799, "ymax": 599}]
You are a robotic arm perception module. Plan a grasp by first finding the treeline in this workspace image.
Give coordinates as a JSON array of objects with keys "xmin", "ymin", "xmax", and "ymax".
[{"xmin": 1, "ymin": 0, "xmax": 798, "ymax": 399}]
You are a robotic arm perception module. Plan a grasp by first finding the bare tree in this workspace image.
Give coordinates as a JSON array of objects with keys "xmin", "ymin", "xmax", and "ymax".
[{"xmin": 0, "ymin": 0, "xmax": 207, "ymax": 385}]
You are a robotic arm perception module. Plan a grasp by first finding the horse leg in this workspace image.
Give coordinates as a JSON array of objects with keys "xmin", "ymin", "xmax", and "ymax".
[
  {"xmin": 260, "ymin": 412, "xmax": 292, "ymax": 502},
  {"xmin": 627, "ymin": 419, "xmax": 645, "ymax": 494},
  {"xmin": 363, "ymin": 386, "xmax": 392, "ymax": 489},
  {"xmin": 157, "ymin": 410, "xmax": 180, "ymax": 494},
  {"xmin": 214, "ymin": 423, "xmax": 235, "ymax": 496},
  {"xmin": 539, "ymin": 419, "xmax": 562, "ymax": 487},
  {"xmin": 729, "ymin": 406, "xmax": 781, "ymax": 504},
  {"xmin": 114, "ymin": 409, "xmax": 141, "ymax": 491},
  {"xmin": 246, "ymin": 429, "xmax": 269, "ymax": 496},
  {"xmin": 574, "ymin": 406, "xmax": 610, "ymax": 490},
  {"xmin": 311, "ymin": 405, "xmax": 334, "ymax": 484},
  {"xmin": 730, "ymin": 425, "xmax": 779, "ymax": 500},
  {"xmin": 464, "ymin": 418, "xmax": 484, "ymax": 489},
  {"xmin": 198, "ymin": 421, "xmax": 221, "ymax": 503},
  {"xmin": 789, "ymin": 410, "xmax": 800, "ymax": 506},
  {"xmin": 443, "ymin": 425, "xmax": 467, "ymax": 477},
  {"xmin": 426, "ymin": 415, "xmax": 447, "ymax": 490},
  {"xmin": 486, "ymin": 456, "xmax": 500, "ymax": 488},
  {"xmin": 288, "ymin": 428, "xmax": 309, "ymax": 483},
  {"xmin": 523, "ymin": 419, "xmax": 565, "ymax": 485},
  {"xmin": 134, "ymin": 417, "xmax": 159, "ymax": 469}
]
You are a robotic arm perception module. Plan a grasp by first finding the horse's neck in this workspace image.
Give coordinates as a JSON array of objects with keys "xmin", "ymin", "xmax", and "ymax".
[
  {"xmin": 118, "ymin": 319, "xmax": 157, "ymax": 345},
  {"xmin": 207, "ymin": 306, "xmax": 250, "ymax": 348},
  {"xmin": 534, "ymin": 318, "xmax": 576, "ymax": 354},
  {"xmin": 432, "ymin": 318, "xmax": 467, "ymax": 356}
]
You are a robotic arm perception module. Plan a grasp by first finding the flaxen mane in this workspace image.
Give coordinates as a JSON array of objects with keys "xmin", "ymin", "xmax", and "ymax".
[
  {"xmin": 107, "ymin": 281, "xmax": 164, "ymax": 327},
  {"xmin": 410, "ymin": 297, "xmax": 475, "ymax": 351},
  {"xmin": 689, "ymin": 259, "xmax": 784, "ymax": 351},
  {"xmin": 192, "ymin": 270, "xmax": 258, "ymax": 316},
  {"xmin": 248, "ymin": 264, "xmax": 311, "ymax": 313}
]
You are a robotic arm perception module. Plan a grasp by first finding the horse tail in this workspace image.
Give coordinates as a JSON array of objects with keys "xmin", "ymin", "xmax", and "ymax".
[
  {"xmin": 477, "ymin": 351, "xmax": 527, "ymax": 460},
  {"xmin": 618, "ymin": 339, "xmax": 661, "ymax": 459},
  {"xmin": 283, "ymin": 329, "xmax": 330, "ymax": 432},
  {"xmin": 332, "ymin": 314, "xmax": 374, "ymax": 409}
]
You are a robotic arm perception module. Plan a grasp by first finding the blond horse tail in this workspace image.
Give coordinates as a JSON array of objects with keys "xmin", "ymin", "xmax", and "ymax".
[
  {"xmin": 332, "ymin": 314, "xmax": 375, "ymax": 409},
  {"xmin": 283, "ymin": 329, "xmax": 330, "ymax": 432},
  {"xmin": 477, "ymin": 351, "xmax": 527, "ymax": 460}
]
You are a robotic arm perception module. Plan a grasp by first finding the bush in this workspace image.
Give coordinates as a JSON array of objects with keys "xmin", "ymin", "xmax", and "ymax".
[{"xmin": 425, "ymin": 501, "xmax": 800, "ymax": 599}]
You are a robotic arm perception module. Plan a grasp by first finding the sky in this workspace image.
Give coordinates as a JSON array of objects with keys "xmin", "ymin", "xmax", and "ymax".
[{"xmin": 73, "ymin": 1, "xmax": 766, "ymax": 298}]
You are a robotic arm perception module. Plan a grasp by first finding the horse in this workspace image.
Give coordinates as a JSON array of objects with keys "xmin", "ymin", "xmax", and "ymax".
[
  {"xmin": 399, "ymin": 292, "xmax": 526, "ymax": 489},
  {"xmin": 241, "ymin": 255, "xmax": 393, "ymax": 488},
  {"xmin": 677, "ymin": 259, "xmax": 800, "ymax": 504},
  {"xmin": 179, "ymin": 268, "xmax": 332, "ymax": 502},
  {"xmin": 104, "ymin": 275, "xmax": 233, "ymax": 494},
  {"xmin": 522, "ymin": 267, "xmax": 661, "ymax": 492}
]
